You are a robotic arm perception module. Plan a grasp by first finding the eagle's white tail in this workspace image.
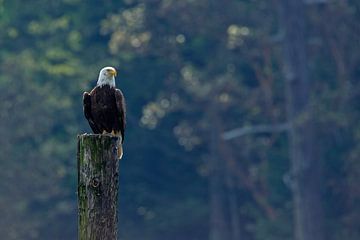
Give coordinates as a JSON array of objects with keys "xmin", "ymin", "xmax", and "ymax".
[{"xmin": 117, "ymin": 142, "xmax": 123, "ymax": 159}]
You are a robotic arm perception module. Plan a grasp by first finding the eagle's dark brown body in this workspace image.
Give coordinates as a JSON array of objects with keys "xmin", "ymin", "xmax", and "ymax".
[{"xmin": 83, "ymin": 85, "xmax": 126, "ymax": 143}]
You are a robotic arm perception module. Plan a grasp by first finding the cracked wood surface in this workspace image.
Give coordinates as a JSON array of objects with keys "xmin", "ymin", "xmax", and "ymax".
[{"xmin": 77, "ymin": 134, "xmax": 120, "ymax": 240}]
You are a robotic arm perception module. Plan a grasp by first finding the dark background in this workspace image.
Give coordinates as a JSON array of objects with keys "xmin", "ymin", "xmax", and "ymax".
[{"xmin": 0, "ymin": 0, "xmax": 359, "ymax": 240}]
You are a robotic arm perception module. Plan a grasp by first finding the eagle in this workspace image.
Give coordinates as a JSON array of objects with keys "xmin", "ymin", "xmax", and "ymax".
[{"xmin": 83, "ymin": 66, "xmax": 126, "ymax": 159}]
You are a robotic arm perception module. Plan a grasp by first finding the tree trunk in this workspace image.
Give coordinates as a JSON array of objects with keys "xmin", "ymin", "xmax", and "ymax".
[
  {"xmin": 279, "ymin": 1, "xmax": 325, "ymax": 240},
  {"xmin": 77, "ymin": 134, "xmax": 120, "ymax": 240},
  {"xmin": 226, "ymin": 174, "xmax": 242, "ymax": 240},
  {"xmin": 208, "ymin": 105, "xmax": 230, "ymax": 240}
]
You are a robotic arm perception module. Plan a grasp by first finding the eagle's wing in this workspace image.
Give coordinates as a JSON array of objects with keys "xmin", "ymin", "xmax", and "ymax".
[
  {"xmin": 115, "ymin": 89, "xmax": 126, "ymax": 143},
  {"xmin": 83, "ymin": 92, "xmax": 100, "ymax": 133}
]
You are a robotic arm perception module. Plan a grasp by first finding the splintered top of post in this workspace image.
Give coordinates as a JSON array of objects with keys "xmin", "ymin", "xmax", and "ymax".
[
  {"xmin": 78, "ymin": 133, "xmax": 123, "ymax": 160},
  {"xmin": 78, "ymin": 133, "xmax": 120, "ymax": 141}
]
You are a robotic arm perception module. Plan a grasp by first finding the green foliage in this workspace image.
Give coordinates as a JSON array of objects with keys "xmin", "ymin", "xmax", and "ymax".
[{"xmin": 0, "ymin": 0, "xmax": 359, "ymax": 240}]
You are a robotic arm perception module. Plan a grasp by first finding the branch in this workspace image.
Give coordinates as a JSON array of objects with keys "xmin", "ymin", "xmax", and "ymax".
[{"xmin": 222, "ymin": 123, "xmax": 290, "ymax": 140}]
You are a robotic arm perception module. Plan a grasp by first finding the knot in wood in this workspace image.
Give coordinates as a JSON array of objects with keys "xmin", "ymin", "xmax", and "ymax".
[{"xmin": 91, "ymin": 177, "xmax": 100, "ymax": 188}]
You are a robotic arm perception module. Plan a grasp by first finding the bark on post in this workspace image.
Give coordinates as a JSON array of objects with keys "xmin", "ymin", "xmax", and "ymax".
[{"xmin": 77, "ymin": 134, "xmax": 120, "ymax": 240}]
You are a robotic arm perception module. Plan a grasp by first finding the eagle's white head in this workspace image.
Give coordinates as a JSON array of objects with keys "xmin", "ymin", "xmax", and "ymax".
[{"xmin": 97, "ymin": 66, "xmax": 117, "ymax": 87}]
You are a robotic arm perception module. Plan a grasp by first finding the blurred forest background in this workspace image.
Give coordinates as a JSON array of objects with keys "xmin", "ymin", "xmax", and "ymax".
[{"xmin": 0, "ymin": 0, "xmax": 359, "ymax": 240}]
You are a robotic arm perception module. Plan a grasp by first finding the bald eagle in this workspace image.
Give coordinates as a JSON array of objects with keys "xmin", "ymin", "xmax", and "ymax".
[{"xmin": 83, "ymin": 67, "xmax": 126, "ymax": 159}]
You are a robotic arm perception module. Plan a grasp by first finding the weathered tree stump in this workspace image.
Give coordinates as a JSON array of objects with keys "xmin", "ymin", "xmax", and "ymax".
[{"xmin": 77, "ymin": 134, "xmax": 120, "ymax": 240}]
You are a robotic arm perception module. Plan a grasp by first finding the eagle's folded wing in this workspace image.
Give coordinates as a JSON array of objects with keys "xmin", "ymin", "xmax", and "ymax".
[
  {"xmin": 115, "ymin": 89, "xmax": 126, "ymax": 143},
  {"xmin": 83, "ymin": 92, "xmax": 100, "ymax": 133}
]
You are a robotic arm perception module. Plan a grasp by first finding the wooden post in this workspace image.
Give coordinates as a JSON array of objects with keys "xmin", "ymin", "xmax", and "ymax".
[{"xmin": 77, "ymin": 134, "xmax": 120, "ymax": 240}]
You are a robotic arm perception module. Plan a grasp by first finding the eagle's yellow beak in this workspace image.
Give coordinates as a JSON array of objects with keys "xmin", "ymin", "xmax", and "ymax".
[{"xmin": 109, "ymin": 68, "xmax": 117, "ymax": 77}]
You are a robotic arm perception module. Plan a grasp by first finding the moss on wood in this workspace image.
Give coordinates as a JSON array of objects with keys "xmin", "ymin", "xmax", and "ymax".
[{"xmin": 77, "ymin": 134, "xmax": 120, "ymax": 240}]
